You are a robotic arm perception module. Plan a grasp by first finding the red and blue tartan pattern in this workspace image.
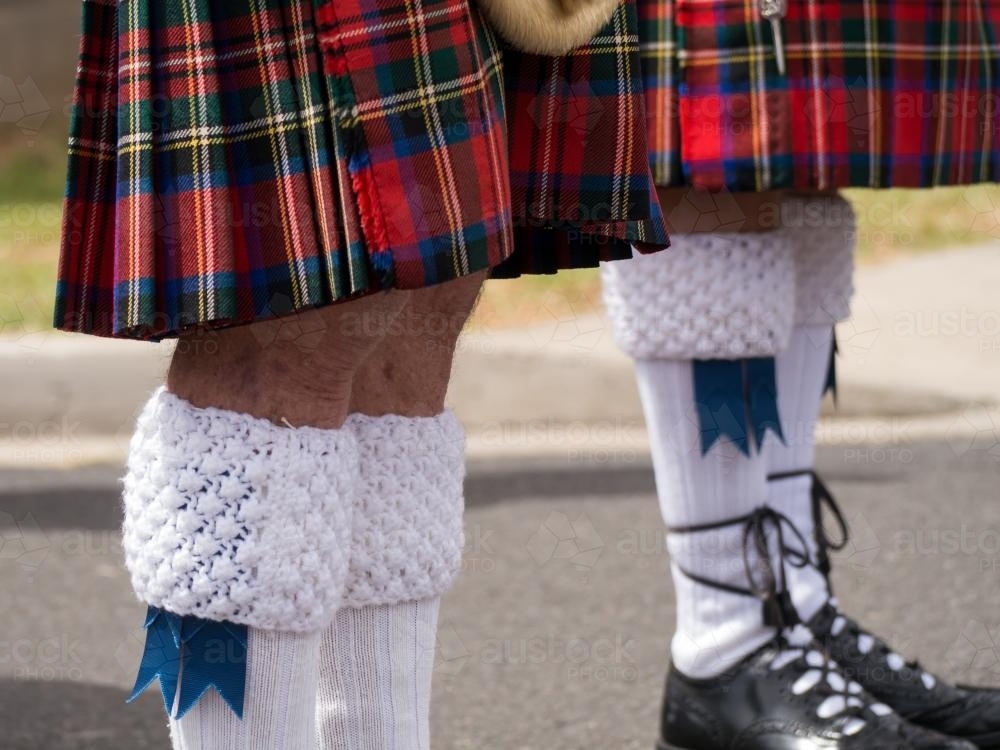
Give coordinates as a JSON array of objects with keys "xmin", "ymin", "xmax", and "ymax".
[
  {"xmin": 57, "ymin": 0, "xmax": 508, "ymax": 338},
  {"xmin": 497, "ymin": 0, "xmax": 669, "ymax": 277},
  {"xmin": 640, "ymin": 0, "xmax": 1000, "ymax": 191},
  {"xmin": 55, "ymin": 0, "xmax": 666, "ymax": 339}
]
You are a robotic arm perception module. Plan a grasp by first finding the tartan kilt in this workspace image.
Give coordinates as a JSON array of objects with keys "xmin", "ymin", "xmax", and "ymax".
[
  {"xmin": 643, "ymin": 0, "xmax": 1000, "ymax": 191},
  {"xmin": 56, "ymin": 0, "xmax": 666, "ymax": 340}
]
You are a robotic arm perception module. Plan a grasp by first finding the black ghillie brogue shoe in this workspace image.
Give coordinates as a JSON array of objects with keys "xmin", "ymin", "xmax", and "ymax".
[
  {"xmin": 660, "ymin": 505, "xmax": 976, "ymax": 749},
  {"xmin": 809, "ymin": 602, "xmax": 1000, "ymax": 750},
  {"xmin": 658, "ymin": 625, "xmax": 977, "ymax": 750},
  {"xmin": 771, "ymin": 470, "xmax": 1000, "ymax": 749}
]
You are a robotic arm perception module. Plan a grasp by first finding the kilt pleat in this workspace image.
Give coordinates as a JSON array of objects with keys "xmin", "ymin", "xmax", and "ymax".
[
  {"xmin": 56, "ymin": 0, "xmax": 668, "ymax": 339},
  {"xmin": 56, "ymin": 0, "xmax": 504, "ymax": 339}
]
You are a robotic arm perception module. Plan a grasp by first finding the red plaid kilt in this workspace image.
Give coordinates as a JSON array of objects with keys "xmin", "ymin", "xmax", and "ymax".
[
  {"xmin": 643, "ymin": 0, "xmax": 1000, "ymax": 191},
  {"xmin": 56, "ymin": 0, "xmax": 666, "ymax": 339}
]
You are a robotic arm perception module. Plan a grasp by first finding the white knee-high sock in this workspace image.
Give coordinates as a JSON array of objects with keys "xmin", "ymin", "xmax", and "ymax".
[
  {"xmin": 766, "ymin": 327, "xmax": 837, "ymax": 623},
  {"xmin": 122, "ymin": 388, "xmax": 361, "ymax": 750},
  {"xmin": 316, "ymin": 599, "xmax": 440, "ymax": 750},
  {"xmin": 170, "ymin": 628, "xmax": 321, "ymax": 750},
  {"xmin": 766, "ymin": 196, "xmax": 857, "ymax": 623},
  {"xmin": 313, "ymin": 411, "xmax": 464, "ymax": 749},
  {"xmin": 601, "ymin": 231, "xmax": 800, "ymax": 679},
  {"xmin": 636, "ymin": 360, "xmax": 777, "ymax": 679}
]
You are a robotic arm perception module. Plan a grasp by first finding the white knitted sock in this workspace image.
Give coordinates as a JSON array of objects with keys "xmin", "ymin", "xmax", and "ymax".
[
  {"xmin": 636, "ymin": 359, "xmax": 777, "ymax": 679},
  {"xmin": 316, "ymin": 599, "xmax": 440, "ymax": 750},
  {"xmin": 122, "ymin": 387, "xmax": 359, "ymax": 632},
  {"xmin": 766, "ymin": 327, "xmax": 837, "ymax": 623},
  {"xmin": 764, "ymin": 199, "xmax": 857, "ymax": 623},
  {"xmin": 342, "ymin": 412, "xmax": 466, "ymax": 609},
  {"xmin": 169, "ymin": 628, "xmax": 320, "ymax": 750}
]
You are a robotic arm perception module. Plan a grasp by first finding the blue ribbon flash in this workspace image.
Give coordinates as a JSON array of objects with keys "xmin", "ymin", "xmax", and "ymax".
[
  {"xmin": 693, "ymin": 358, "xmax": 784, "ymax": 455},
  {"xmin": 693, "ymin": 360, "xmax": 749, "ymax": 455},
  {"xmin": 127, "ymin": 606, "xmax": 248, "ymax": 720},
  {"xmin": 824, "ymin": 333, "xmax": 839, "ymax": 401},
  {"xmin": 745, "ymin": 357, "xmax": 784, "ymax": 450}
]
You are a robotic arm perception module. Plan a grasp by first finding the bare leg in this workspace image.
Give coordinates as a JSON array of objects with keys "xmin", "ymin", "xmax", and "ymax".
[
  {"xmin": 312, "ymin": 270, "xmax": 486, "ymax": 750},
  {"xmin": 348, "ymin": 271, "xmax": 487, "ymax": 417},
  {"xmin": 166, "ymin": 290, "xmax": 411, "ymax": 429},
  {"xmin": 129, "ymin": 273, "xmax": 486, "ymax": 750}
]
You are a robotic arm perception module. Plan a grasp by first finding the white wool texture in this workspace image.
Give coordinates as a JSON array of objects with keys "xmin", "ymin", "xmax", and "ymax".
[
  {"xmin": 122, "ymin": 388, "xmax": 358, "ymax": 632},
  {"xmin": 122, "ymin": 389, "xmax": 466, "ymax": 632},
  {"xmin": 343, "ymin": 412, "xmax": 466, "ymax": 609},
  {"xmin": 601, "ymin": 230, "xmax": 797, "ymax": 360},
  {"xmin": 787, "ymin": 195, "xmax": 857, "ymax": 326}
]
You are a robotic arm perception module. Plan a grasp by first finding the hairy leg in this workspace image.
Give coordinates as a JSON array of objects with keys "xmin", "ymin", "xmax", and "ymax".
[
  {"xmin": 166, "ymin": 290, "xmax": 410, "ymax": 429},
  {"xmin": 157, "ymin": 274, "xmax": 486, "ymax": 750},
  {"xmin": 348, "ymin": 270, "xmax": 487, "ymax": 417}
]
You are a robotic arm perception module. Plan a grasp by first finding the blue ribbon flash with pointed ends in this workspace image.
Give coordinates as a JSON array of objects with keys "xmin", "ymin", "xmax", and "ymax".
[
  {"xmin": 745, "ymin": 358, "xmax": 783, "ymax": 450},
  {"xmin": 693, "ymin": 358, "xmax": 784, "ymax": 456},
  {"xmin": 824, "ymin": 333, "xmax": 839, "ymax": 401},
  {"xmin": 127, "ymin": 606, "xmax": 248, "ymax": 720}
]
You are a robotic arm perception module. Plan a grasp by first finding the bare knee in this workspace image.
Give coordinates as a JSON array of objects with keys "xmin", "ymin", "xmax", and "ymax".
[
  {"xmin": 349, "ymin": 271, "xmax": 487, "ymax": 417},
  {"xmin": 167, "ymin": 290, "xmax": 410, "ymax": 428}
]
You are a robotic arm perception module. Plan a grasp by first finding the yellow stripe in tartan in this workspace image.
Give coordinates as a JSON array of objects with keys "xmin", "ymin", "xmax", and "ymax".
[
  {"xmin": 125, "ymin": 0, "xmax": 142, "ymax": 329},
  {"xmin": 932, "ymin": 0, "xmax": 954, "ymax": 186},
  {"xmin": 973, "ymin": 0, "xmax": 995, "ymax": 183},
  {"xmin": 742, "ymin": 0, "xmax": 768, "ymax": 192},
  {"xmin": 680, "ymin": 45, "xmax": 995, "ymax": 67},
  {"xmin": 247, "ymin": 0, "xmax": 305, "ymax": 310},
  {"xmin": 66, "ymin": 143, "xmax": 117, "ymax": 160},
  {"xmin": 403, "ymin": 0, "xmax": 468, "ymax": 278},
  {"xmin": 288, "ymin": 0, "xmax": 337, "ymax": 297},
  {"xmin": 616, "ymin": 9, "xmax": 635, "ymax": 220},
  {"xmin": 116, "ymin": 111, "xmax": 332, "ymax": 158},
  {"xmin": 353, "ymin": 76, "xmax": 495, "ymax": 123},
  {"xmin": 862, "ymin": 0, "xmax": 881, "ymax": 188},
  {"xmin": 179, "ymin": 0, "xmax": 213, "ymax": 324}
]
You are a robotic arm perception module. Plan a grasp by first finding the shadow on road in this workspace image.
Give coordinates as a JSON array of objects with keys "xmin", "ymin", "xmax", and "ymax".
[{"xmin": 0, "ymin": 680, "xmax": 169, "ymax": 750}]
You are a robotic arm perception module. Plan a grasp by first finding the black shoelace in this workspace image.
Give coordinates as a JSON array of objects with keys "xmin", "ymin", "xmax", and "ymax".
[
  {"xmin": 768, "ymin": 469, "xmax": 934, "ymax": 689},
  {"xmin": 670, "ymin": 505, "xmax": 811, "ymax": 629},
  {"xmin": 667, "ymin": 502, "xmax": 887, "ymax": 732}
]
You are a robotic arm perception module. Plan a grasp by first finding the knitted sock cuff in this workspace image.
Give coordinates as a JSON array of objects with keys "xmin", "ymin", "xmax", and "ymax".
[
  {"xmin": 600, "ymin": 230, "xmax": 796, "ymax": 360},
  {"xmin": 122, "ymin": 387, "xmax": 358, "ymax": 632},
  {"xmin": 342, "ymin": 410, "xmax": 466, "ymax": 609},
  {"xmin": 788, "ymin": 196, "xmax": 857, "ymax": 326}
]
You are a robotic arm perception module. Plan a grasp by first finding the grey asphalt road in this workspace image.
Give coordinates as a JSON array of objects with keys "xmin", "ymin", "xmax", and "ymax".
[{"xmin": 1, "ymin": 442, "xmax": 999, "ymax": 750}]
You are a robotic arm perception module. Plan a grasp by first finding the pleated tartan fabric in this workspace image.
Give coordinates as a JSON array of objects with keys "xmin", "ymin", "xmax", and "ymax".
[
  {"xmin": 641, "ymin": 0, "xmax": 1000, "ymax": 191},
  {"xmin": 55, "ymin": 0, "xmax": 667, "ymax": 340},
  {"xmin": 497, "ymin": 0, "xmax": 669, "ymax": 277}
]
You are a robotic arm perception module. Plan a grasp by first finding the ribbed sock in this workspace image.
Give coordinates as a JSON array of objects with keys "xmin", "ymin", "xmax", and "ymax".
[
  {"xmin": 316, "ymin": 599, "xmax": 440, "ymax": 750},
  {"xmin": 765, "ymin": 325, "xmax": 836, "ymax": 622},
  {"xmin": 169, "ymin": 628, "xmax": 321, "ymax": 750},
  {"xmin": 635, "ymin": 359, "xmax": 776, "ymax": 679}
]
